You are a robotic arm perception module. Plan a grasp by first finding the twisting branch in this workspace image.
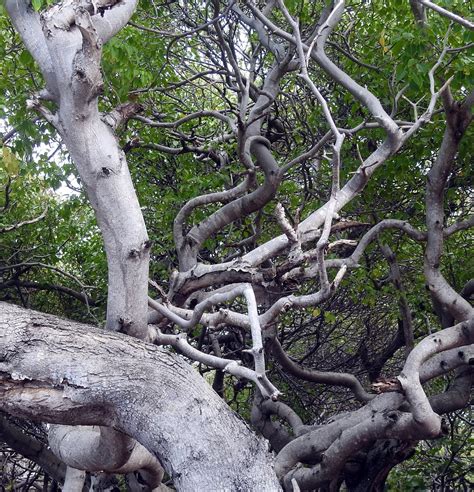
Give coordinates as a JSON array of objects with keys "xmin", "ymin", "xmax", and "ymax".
[
  {"xmin": 174, "ymin": 175, "xmax": 254, "ymax": 261},
  {"xmin": 270, "ymin": 338, "xmax": 373, "ymax": 402},
  {"xmin": 398, "ymin": 318, "xmax": 474, "ymax": 436},
  {"xmin": 149, "ymin": 283, "xmax": 280, "ymax": 399},
  {"xmin": 424, "ymin": 90, "xmax": 474, "ymax": 322}
]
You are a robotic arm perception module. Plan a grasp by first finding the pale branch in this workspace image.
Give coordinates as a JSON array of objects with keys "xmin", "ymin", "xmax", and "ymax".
[
  {"xmin": 397, "ymin": 318, "xmax": 474, "ymax": 436},
  {"xmin": 419, "ymin": 344, "xmax": 474, "ymax": 382},
  {"xmin": 4, "ymin": 0, "xmax": 58, "ymax": 98},
  {"xmin": 180, "ymin": 140, "xmax": 282, "ymax": 269},
  {"xmin": 415, "ymin": 0, "xmax": 474, "ymax": 30},
  {"xmin": 0, "ymin": 206, "xmax": 48, "ymax": 234},
  {"xmin": 277, "ymin": 0, "xmax": 345, "ymax": 294},
  {"xmin": 424, "ymin": 92, "xmax": 473, "ymax": 322},
  {"xmin": 63, "ymin": 467, "xmax": 86, "ymax": 492},
  {"xmin": 148, "ymin": 301, "xmax": 249, "ymax": 331},
  {"xmin": 444, "ymin": 215, "xmax": 474, "ymax": 236},
  {"xmin": 91, "ymin": 0, "xmax": 139, "ymax": 43},
  {"xmin": 251, "ymin": 391, "xmax": 293, "ymax": 453},
  {"xmin": 274, "ymin": 203, "xmax": 298, "ymax": 244},
  {"xmin": 245, "ymin": 0, "xmax": 400, "ymax": 138},
  {"xmin": 259, "ymin": 399, "xmax": 305, "ymax": 436},
  {"xmin": 148, "ymin": 283, "xmax": 254, "ymax": 332},
  {"xmin": 0, "ymin": 302, "xmax": 282, "ymax": 491},
  {"xmin": 428, "ymin": 367, "xmax": 473, "ymax": 415},
  {"xmin": 149, "ymin": 282, "xmax": 279, "ymax": 398},
  {"xmin": 48, "ymin": 425, "xmax": 165, "ymax": 489},
  {"xmin": 282, "ymin": 219, "xmax": 425, "ymax": 283},
  {"xmin": 231, "ymin": 3, "xmax": 285, "ymax": 60},
  {"xmin": 274, "ymin": 393, "xmax": 404, "ymax": 484},
  {"xmin": 152, "ymin": 329, "xmax": 279, "ymax": 400},
  {"xmin": 216, "ymin": 1, "xmax": 454, "ymax": 276},
  {"xmin": 284, "ymin": 409, "xmax": 425, "ymax": 490},
  {"xmin": 278, "ymin": 0, "xmax": 341, "ymax": 141},
  {"xmin": 240, "ymin": 134, "xmax": 407, "ymax": 269},
  {"xmin": 174, "ymin": 174, "xmax": 254, "ymax": 258},
  {"xmin": 278, "ymin": 364, "xmax": 472, "ymax": 491}
]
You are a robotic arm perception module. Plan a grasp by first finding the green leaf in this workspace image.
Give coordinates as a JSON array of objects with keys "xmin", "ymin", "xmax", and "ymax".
[
  {"xmin": 312, "ymin": 308, "xmax": 321, "ymax": 318},
  {"xmin": 324, "ymin": 311, "xmax": 336, "ymax": 323},
  {"xmin": 31, "ymin": 0, "xmax": 42, "ymax": 11}
]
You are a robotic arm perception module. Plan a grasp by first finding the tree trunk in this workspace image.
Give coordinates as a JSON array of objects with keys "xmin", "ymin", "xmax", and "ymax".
[{"xmin": 0, "ymin": 302, "xmax": 281, "ymax": 491}]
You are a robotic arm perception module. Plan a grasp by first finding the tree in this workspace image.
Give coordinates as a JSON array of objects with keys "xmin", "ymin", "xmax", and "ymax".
[{"xmin": 0, "ymin": 0, "xmax": 473, "ymax": 490}]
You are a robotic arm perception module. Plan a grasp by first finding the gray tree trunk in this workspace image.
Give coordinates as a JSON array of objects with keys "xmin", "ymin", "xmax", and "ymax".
[{"xmin": 0, "ymin": 302, "xmax": 282, "ymax": 491}]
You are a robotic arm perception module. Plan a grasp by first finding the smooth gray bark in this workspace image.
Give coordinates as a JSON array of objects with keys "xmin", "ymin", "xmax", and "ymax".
[{"xmin": 5, "ymin": 0, "xmax": 150, "ymax": 337}]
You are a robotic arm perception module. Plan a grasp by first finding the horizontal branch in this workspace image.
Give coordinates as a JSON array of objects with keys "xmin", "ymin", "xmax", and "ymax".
[
  {"xmin": 0, "ymin": 302, "xmax": 281, "ymax": 491},
  {"xmin": 0, "ymin": 206, "xmax": 48, "ymax": 233}
]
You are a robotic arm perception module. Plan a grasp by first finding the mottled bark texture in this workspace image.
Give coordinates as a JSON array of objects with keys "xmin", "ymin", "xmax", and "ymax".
[{"xmin": 0, "ymin": 302, "xmax": 282, "ymax": 491}]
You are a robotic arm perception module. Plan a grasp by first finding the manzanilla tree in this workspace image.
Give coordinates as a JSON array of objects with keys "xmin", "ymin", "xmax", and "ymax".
[{"xmin": 0, "ymin": 0, "xmax": 472, "ymax": 490}]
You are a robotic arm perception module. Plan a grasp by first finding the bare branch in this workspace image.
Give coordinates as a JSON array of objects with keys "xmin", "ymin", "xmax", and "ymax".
[
  {"xmin": 0, "ymin": 206, "xmax": 48, "ymax": 233},
  {"xmin": 416, "ymin": 0, "xmax": 474, "ymax": 30}
]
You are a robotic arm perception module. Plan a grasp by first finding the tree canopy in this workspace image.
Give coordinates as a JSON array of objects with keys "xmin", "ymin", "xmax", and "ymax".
[{"xmin": 0, "ymin": 0, "xmax": 473, "ymax": 490}]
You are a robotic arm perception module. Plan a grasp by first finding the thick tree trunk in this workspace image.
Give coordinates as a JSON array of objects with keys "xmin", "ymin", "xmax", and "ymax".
[{"xmin": 0, "ymin": 302, "xmax": 281, "ymax": 491}]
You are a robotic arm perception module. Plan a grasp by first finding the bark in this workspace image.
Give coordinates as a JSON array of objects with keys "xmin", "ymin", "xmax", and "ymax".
[
  {"xmin": 5, "ymin": 0, "xmax": 150, "ymax": 337},
  {"xmin": 0, "ymin": 302, "xmax": 281, "ymax": 491},
  {"xmin": 63, "ymin": 468, "xmax": 86, "ymax": 492}
]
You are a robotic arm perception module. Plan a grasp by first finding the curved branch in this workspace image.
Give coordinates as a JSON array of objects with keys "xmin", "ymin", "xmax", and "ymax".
[
  {"xmin": 5, "ymin": 0, "xmax": 58, "ymax": 98},
  {"xmin": 0, "ymin": 302, "xmax": 282, "ymax": 491},
  {"xmin": 424, "ymin": 94, "xmax": 473, "ymax": 321},
  {"xmin": 398, "ymin": 318, "xmax": 474, "ymax": 436},
  {"xmin": 270, "ymin": 338, "xmax": 372, "ymax": 402},
  {"xmin": 0, "ymin": 280, "xmax": 97, "ymax": 307},
  {"xmin": 173, "ymin": 174, "xmax": 253, "ymax": 258},
  {"xmin": 92, "ymin": 0, "xmax": 139, "ymax": 44}
]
